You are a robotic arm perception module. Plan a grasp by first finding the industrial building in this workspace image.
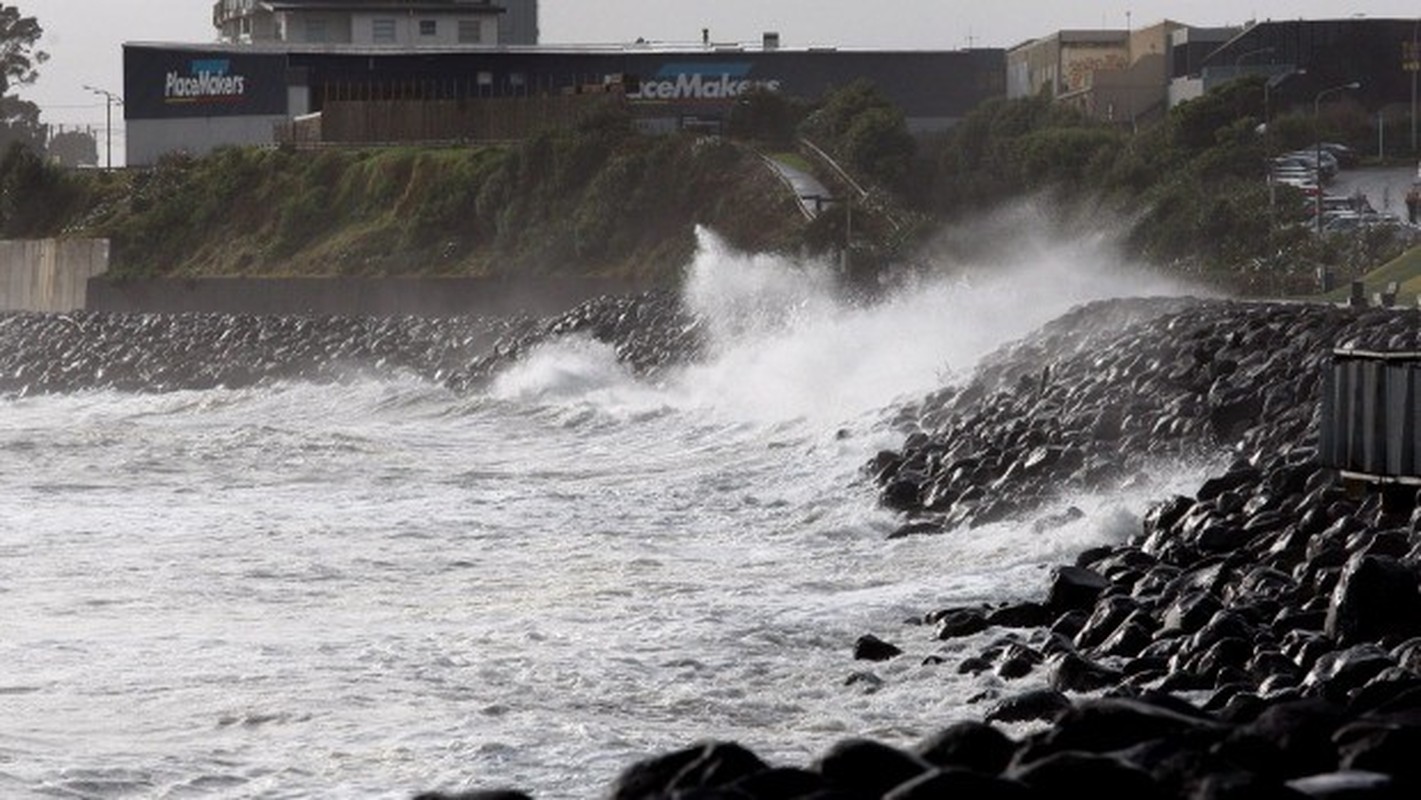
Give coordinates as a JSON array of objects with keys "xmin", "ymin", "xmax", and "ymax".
[
  {"xmin": 1008, "ymin": 21, "xmax": 1189, "ymax": 126},
  {"xmin": 1169, "ymin": 17, "xmax": 1421, "ymax": 116},
  {"xmin": 123, "ymin": 38, "xmax": 1006, "ymax": 165},
  {"xmin": 212, "ymin": 0, "xmax": 540, "ymax": 47},
  {"xmin": 1007, "ymin": 16, "xmax": 1421, "ymax": 131}
]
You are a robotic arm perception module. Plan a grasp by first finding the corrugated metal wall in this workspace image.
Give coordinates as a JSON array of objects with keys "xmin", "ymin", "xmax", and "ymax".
[{"xmin": 1320, "ymin": 351, "xmax": 1421, "ymax": 479}]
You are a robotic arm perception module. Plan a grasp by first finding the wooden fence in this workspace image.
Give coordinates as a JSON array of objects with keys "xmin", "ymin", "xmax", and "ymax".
[{"xmin": 278, "ymin": 94, "xmax": 624, "ymax": 146}]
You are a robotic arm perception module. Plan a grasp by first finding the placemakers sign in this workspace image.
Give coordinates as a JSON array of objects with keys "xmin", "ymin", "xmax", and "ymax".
[
  {"xmin": 628, "ymin": 63, "xmax": 782, "ymax": 104},
  {"xmin": 125, "ymin": 46, "xmax": 288, "ymax": 120},
  {"xmin": 165, "ymin": 58, "xmax": 248, "ymax": 105}
]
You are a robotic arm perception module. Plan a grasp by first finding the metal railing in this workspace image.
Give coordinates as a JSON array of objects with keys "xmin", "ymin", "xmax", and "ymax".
[{"xmin": 213, "ymin": 0, "xmax": 257, "ymax": 28}]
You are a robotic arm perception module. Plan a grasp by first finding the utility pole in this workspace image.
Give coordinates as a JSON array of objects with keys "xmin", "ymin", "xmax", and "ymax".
[
  {"xmin": 84, "ymin": 85, "xmax": 123, "ymax": 169},
  {"xmin": 1407, "ymin": 26, "xmax": 1420, "ymax": 152},
  {"xmin": 1314, "ymin": 81, "xmax": 1362, "ymax": 234}
]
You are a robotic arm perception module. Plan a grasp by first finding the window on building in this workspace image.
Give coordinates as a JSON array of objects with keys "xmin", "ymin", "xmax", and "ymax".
[
  {"xmin": 372, "ymin": 18, "xmax": 397, "ymax": 44},
  {"xmin": 420, "ymin": 20, "xmax": 438, "ymax": 37},
  {"xmin": 458, "ymin": 19, "xmax": 483, "ymax": 44},
  {"xmin": 305, "ymin": 18, "xmax": 329, "ymax": 43}
]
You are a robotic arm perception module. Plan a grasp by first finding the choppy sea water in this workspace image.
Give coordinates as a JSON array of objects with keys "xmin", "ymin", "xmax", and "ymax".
[{"xmin": 1, "ymin": 230, "xmax": 1214, "ymax": 799}]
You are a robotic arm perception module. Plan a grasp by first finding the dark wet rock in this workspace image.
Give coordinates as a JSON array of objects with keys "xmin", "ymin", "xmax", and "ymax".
[
  {"xmin": 608, "ymin": 742, "xmax": 716, "ymax": 800},
  {"xmin": 1285, "ymin": 770, "xmax": 1408, "ymax": 799},
  {"xmin": 985, "ymin": 689, "xmax": 1071, "ymax": 724},
  {"xmin": 1073, "ymin": 595, "xmax": 1138, "ymax": 650},
  {"xmin": 1189, "ymin": 772, "xmax": 1312, "ymax": 800},
  {"xmin": 1048, "ymin": 609, "xmax": 1089, "ymax": 640},
  {"xmin": 887, "ymin": 520, "xmax": 942, "ymax": 539},
  {"xmin": 956, "ymin": 655, "xmax": 992, "ymax": 675},
  {"xmin": 843, "ymin": 672, "xmax": 883, "ymax": 691},
  {"xmin": 853, "ymin": 634, "xmax": 902, "ymax": 662},
  {"xmin": 811, "ymin": 739, "xmax": 933, "ymax": 797},
  {"xmin": 662, "ymin": 742, "xmax": 768, "ymax": 794},
  {"xmin": 913, "ymin": 720, "xmax": 1017, "ymax": 774},
  {"xmin": 986, "ymin": 601, "xmax": 1050, "ymax": 628},
  {"xmin": 996, "ymin": 643, "xmax": 1043, "ymax": 679},
  {"xmin": 1096, "ymin": 613, "xmax": 1156, "ymax": 658},
  {"xmin": 1047, "ymin": 651, "xmax": 1124, "ymax": 693},
  {"xmin": 1046, "ymin": 566, "xmax": 1110, "ymax": 615},
  {"xmin": 1305, "ymin": 645, "xmax": 1397, "ymax": 697},
  {"xmin": 728, "ymin": 767, "xmax": 826, "ymax": 800},
  {"xmin": 1020, "ymin": 696, "xmax": 1222, "ymax": 757},
  {"xmin": 1344, "ymin": 677, "xmax": 1421, "ymax": 716},
  {"xmin": 1335, "ymin": 714, "xmax": 1421, "ymax": 782},
  {"xmin": 1010, "ymin": 750, "xmax": 1169, "ymax": 799},
  {"xmin": 1220, "ymin": 699, "xmax": 1347, "ymax": 779},
  {"xmin": 1161, "ymin": 589, "xmax": 1224, "ymax": 637},
  {"xmin": 883, "ymin": 768, "xmax": 1034, "ymax": 799},
  {"xmin": 933, "ymin": 607, "xmax": 990, "ymax": 639},
  {"xmin": 1326, "ymin": 555, "xmax": 1421, "ymax": 646}
]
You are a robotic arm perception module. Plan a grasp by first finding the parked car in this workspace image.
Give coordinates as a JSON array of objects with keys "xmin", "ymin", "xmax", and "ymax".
[
  {"xmin": 1281, "ymin": 149, "xmax": 1339, "ymax": 178},
  {"xmin": 1314, "ymin": 142, "xmax": 1360, "ymax": 168}
]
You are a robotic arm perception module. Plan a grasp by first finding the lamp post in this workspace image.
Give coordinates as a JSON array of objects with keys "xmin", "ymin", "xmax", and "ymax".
[
  {"xmin": 1314, "ymin": 81, "xmax": 1362, "ymax": 233},
  {"xmin": 1235, "ymin": 45, "xmax": 1276, "ymax": 74},
  {"xmin": 1409, "ymin": 20, "xmax": 1419, "ymax": 152},
  {"xmin": 83, "ymin": 85, "xmax": 123, "ymax": 170},
  {"xmin": 1264, "ymin": 68, "xmax": 1304, "ymax": 210}
]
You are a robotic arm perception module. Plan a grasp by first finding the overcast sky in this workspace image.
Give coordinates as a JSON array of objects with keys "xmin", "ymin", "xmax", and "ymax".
[{"xmin": 16, "ymin": 0, "xmax": 1421, "ymax": 162}]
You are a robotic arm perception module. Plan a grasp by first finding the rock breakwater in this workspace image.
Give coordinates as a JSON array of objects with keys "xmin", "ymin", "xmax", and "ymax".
[{"xmin": 0, "ymin": 289, "xmax": 701, "ymax": 396}]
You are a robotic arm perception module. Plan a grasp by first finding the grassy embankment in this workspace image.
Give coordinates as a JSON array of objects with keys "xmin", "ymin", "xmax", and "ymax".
[
  {"xmin": 1319, "ymin": 243, "xmax": 1421, "ymax": 305},
  {"xmin": 6, "ymin": 122, "xmax": 803, "ymax": 281}
]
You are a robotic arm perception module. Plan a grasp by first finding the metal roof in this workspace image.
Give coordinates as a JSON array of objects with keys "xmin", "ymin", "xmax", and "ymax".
[{"xmin": 124, "ymin": 40, "xmax": 1000, "ymax": 57}]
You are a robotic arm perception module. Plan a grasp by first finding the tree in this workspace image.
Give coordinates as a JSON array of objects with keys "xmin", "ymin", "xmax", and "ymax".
[
  {"xmin": 727, "ymin": 86, "xmax": 805, "ymax": 146},
  {"xmin": 801, "ymin": 80, "xmax": 917, "ymax": 194},
  {"xmin": 48, "ymin": 129, "xmax": 98, "ymax": 167},
  {"xmin": 0, "ymin": 4, "xmax": 46, "ymax": 154},
  {"xmin": 0, "ymin": 5, "xmax": 45, "ymax": 96}
]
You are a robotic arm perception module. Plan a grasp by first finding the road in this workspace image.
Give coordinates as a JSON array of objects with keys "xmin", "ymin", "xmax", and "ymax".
[
  {"xmin": 762, "ymin": 156, "xmax": 833, "ymax": 219},
  {"xmin": 1329, "ymin": 165, "xmax": 1421, "ymax": 219}
]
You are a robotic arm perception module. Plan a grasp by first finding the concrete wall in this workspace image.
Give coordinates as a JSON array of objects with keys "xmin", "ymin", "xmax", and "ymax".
[
  {"xmin": 0, "ymin": 239, "xmax": 110, "ymax": 313},
  {"xmin": 86, "ymin": 276, "xmax": 657, "ymax": 318},
  {"xmin": 127, "ymin": 116, "xmax": 287, "ymax": 166}
]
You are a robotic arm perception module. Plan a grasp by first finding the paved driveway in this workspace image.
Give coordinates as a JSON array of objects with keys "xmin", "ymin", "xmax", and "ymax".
[
  {"xmin": 1329, "ymin": 165, "xmax": 1421, "ymax": 219},
  {"xmin": 762, "ymin": 156, "xmax": 833, "ymax": 219}
]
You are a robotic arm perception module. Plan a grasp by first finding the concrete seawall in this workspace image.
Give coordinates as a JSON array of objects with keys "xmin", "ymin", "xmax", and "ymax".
[
  {"xmin": 0, "ymin": 239, "xmax": 110, "ymax": 313},
  {"xmin": 85, "ymin": 276, "xmax": 660, "ymax": 318}
]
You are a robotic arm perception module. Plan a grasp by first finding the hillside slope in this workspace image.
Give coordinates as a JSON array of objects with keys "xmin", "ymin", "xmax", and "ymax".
[{"xmin": 11, "ymin": 123, "xmax": 806, "ymax": 281}]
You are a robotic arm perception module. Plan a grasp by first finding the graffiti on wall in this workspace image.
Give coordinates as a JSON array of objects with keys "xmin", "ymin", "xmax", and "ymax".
[{"xmin": 1062, "ymin": 50, "xmax": 1129, "ymax": 92}]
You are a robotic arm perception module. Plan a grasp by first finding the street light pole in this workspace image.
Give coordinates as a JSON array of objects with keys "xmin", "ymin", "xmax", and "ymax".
[
  {"xmin": 83, "ymin": 85, "xmax": 123, "ymax": 169},
  {"xmin": 1264, "ymin": 68, "xmax": 1304, "ymax": 210},
  {"xmin": 1410, "ymin": 20, "xmax": 1419, "ymax": 152},
  {"xmin": 1235, "ymin": 45, "xmax": 1276, "ymax": 74},
  {"xmin": 1314, "ymin": 81, "xmax": 1362, "ymax": 234}
]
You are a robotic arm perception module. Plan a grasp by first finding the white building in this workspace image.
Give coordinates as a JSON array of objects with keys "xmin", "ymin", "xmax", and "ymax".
[{"xmin": 212, "ymin": 1, "xmax": 540, "ymax": 47}]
